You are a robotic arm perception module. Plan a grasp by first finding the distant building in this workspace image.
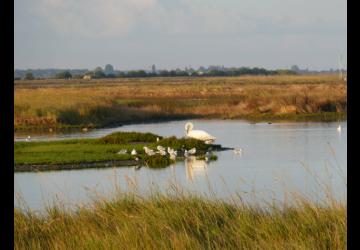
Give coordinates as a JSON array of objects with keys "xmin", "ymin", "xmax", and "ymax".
[
  {"xmin": 83, "ymin": 75, "xmax": 92, "ymax": 80},
  {"xmin": 152, "ymin": 64, "xmax": 157, "ymax": 74}
]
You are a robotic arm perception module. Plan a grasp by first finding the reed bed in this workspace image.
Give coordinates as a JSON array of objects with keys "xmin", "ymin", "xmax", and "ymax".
[
  {"xmin": 14, "ymin": 188, "xmax": 346, "ymax": 249},
  {"xmin": 14, "ymin": 75, "xmax": 347, "ymax": 130}
]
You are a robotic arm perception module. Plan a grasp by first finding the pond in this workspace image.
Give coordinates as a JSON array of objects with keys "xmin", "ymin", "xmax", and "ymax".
[{"xmin": 14, "ymin": 120, "xmax": 347, "ymax": 211}]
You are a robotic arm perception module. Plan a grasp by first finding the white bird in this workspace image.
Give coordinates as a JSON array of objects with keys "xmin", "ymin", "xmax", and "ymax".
[
  {"xmin": 131, "ymin": 149, "xmax": 137, "ymax": 155},
  {"xmin": 233, "ymin": 148, "xmax": 243, "ymax": 155},
  {"xmin": 156, "ymin": 137, "xmax": 160, "ymax": 142},
  {"xmin": 169, "ymin": 153, "xmax": 176, "ymax": 161},
  {"xmin": 144, "ymin": 147, "xmax": 155, "ymax": 156},
  {"xmin": 117, "ymin": 149, "xmax": 128, "ymax": 154},
  {"xmin": 25, "ymin": 136, "xmax": 31, "ymax": 142},
  {"xmin": 158, "ymin": 149, "xmax": 167, "ymax": 156},
  {"xmin": 184, "ymin": 150, "xmax": 189, "ymax": 158},
  {"xmin": 169, "ymin": 148, "xmax": 177, "ymax": 160},
  {"xmin": 187, "ymin": 148, "xmax": 196, "ymax": 155},
  {"xmin": 167, "ymin": 147, "xmax": 177, "ymax": 156},
  {"xmin": 185, "ymin": 122, "xmax": 216, "ymax": 144},
  {"xmin": 157, "ymin": 145, "xmax": 165, "ymax": 151},
  {"xmin": 337, "ymin": 125, "xmax": 342, "ymax": 132}
]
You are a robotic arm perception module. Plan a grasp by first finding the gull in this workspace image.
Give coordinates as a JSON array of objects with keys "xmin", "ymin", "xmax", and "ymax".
[
  {"xmin": 184, "ymin": 150, "xmax": 189, "ymax": 158},
  {"xmin": 185, "ymin": 122, "xmax": 216, "ymax": 144},
  {"xmin": 167, "ymin": 147, "xmax": 177, "ymax": 156},
  {"xmin": 158, "ymin": 149, "xmax": 167, "ymax": 156},
  {"xmin": 337, "ymin": 125, "xmax": 342, "ymax": 132},
  {"xmin": 131, "ymin": 149, "xmax": 137, "ymax": 155},
  {"xmin": 157, "ymin": 145, "xmax": 166, "ymax": 151},
  {"xmin": 188, "ymin": 148, "xmax": 196, "ymax": 155},
  {"xmin": 117, "ymin": 149, "xmax": 128, "ymax": 155},
  {"xmin": 233, "ymin": 148, "xmax": 243, "ymax": 155},
  {"xmin": 144, "ymin": 146, "xmax": 155, "ymax": 156}
]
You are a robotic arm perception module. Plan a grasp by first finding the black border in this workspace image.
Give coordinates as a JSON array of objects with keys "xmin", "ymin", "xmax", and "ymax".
[
  {"xmin": 5, "ymin": 0, "xmax": 353, "ymax": 249},
  {"xmin": 347, "ymin": 0, "xmax": 357, "ymax": 248},
  {"xmin": 0, "ymin": 0, "xmax": 14, "ymax": 248}
]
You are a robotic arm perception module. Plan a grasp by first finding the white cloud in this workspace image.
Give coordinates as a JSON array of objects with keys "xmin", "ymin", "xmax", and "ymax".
[{"xmin": 34, "ymin": 0, "xmax": 159, "ymax": 37}]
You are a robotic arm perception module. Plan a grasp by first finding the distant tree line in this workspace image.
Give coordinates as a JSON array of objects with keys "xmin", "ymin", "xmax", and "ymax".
[{"xmin": 15, "ymin": 65, "xmax": 298, "ymax": 80}]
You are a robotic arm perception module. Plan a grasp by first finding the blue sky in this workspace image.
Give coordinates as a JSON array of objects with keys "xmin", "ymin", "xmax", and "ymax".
[{"xmin": 14, "ymin": 0, "xmax": 347, "ymax": 70}]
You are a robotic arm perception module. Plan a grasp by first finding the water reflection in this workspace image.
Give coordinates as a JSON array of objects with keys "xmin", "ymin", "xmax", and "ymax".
[{"xmin": 185, "ymin": 156, "xmax": 207, "ymax": 181}]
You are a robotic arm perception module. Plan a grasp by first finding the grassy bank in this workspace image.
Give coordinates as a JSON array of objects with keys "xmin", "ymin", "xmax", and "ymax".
[
  {"xmin": 14, "ymin": 75, "xmax": 347, "ymax": 131},
  {"xmin": 14, "ymin": 132, "xmax": 221, "ymax": 171},
  {"xmin": 14, "ymin": 191, "xmax": 346, "ymax": 249}
]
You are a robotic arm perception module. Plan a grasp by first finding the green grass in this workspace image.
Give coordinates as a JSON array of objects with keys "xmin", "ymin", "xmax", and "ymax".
[
  {"xmin": 14, "ymin": 132, "xmax": 215, "ymax": 169},
  {"xmin": 14, "ymin": 191, "xmax": 346, "ymax": 249},
  {"xmin": 99, "ymin": 131, "xmax": 162, "ymax": 144}
]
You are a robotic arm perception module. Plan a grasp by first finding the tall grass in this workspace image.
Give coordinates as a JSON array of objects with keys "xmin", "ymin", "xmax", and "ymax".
[
  {"xmin": 14, "ymin": 188, "xmax": 346, "ymax": 249},
  {"xmin": 14, "ymin": 75, "xmax": 347, "ymax": 130}
]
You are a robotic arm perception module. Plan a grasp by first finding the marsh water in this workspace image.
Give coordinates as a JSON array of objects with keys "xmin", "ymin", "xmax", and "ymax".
[{"xmin": 15, "ymin": 120, "xmax": 347, "ymax": 211}]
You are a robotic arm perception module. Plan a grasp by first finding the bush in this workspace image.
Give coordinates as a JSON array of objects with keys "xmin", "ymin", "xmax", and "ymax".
[
  {"xmin": 55, "ymin": 71, "xmax": 72, "ymax": 79},
  {"xmin": 158, "ymin": 136, "xmax": 210, "ymax": 151},
  {"xmin": 99, "ymin": 132, "xmax": 162, "ymax": 144}
]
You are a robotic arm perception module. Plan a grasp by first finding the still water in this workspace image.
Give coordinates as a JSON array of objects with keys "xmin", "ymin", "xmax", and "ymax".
[{"xmin": 14, "ymin": 120, "xmax": 347, "ymax": 211}]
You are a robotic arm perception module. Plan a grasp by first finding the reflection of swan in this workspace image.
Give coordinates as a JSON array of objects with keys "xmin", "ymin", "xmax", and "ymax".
[
  {"xmin": 185, "ymin": 122, "xmax": 216, "ymax": 144},
  {"xmin": 185, "ymin": 156, "xmax": 207, "ymax": 181}
]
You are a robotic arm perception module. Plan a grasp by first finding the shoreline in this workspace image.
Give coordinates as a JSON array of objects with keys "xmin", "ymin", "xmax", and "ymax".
[
  {"xmin": 14, "ymin": 159, "xmax": 139, "ymax": 172},
  {"xmin": 14, "ymin": 112, "xmax": 347, "ymax": 133}
]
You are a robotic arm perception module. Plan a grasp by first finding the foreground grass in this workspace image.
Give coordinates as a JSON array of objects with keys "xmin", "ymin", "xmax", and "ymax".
[
  {"xmin": 14, "ymin": 192, "xmax": 346, "ymax": 250},
  {"xmin": 14, "ymin": 75, "xmax": 347, "ymax": 130}
]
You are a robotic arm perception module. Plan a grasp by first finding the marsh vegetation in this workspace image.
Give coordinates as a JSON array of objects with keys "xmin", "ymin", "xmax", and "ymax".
[
  {"xmin": 14, "ymin": 188, "xmax": 346, "ymax": 250},
  {"xmin": 14, "ymin": 75, "xmax": 346, "ymax": 131},
  {"xmin": 14, "ymin": 132, "xmax": 221, "ymax": 171}
]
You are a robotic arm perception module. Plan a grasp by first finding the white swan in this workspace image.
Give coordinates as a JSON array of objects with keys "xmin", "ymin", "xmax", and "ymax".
[
  {"xmin": 131, "ymin": 149, "xmax": 137, "ymax": 155},
  {"xmin": 185, "ymin": 122, "xmax": 216, "ymax": 144}
]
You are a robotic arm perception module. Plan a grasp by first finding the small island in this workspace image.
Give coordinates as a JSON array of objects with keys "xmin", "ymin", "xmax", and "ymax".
[{"xmin": 14, "ymin": 132, "xmax": 229, "ymax": 172}]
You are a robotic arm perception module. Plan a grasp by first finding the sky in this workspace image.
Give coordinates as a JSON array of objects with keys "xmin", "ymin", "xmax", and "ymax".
[{"xmin": 14, "ymin": 0, "xmax": 347, "ymax": 71}]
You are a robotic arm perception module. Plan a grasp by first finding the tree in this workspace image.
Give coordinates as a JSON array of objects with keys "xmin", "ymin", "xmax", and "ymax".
[
  {"xmin": 93, "ymin": 67, "xmax": 106, "ymax": 78},
  {"xmin": 104, "ymin": 64, "xmax": 115, "ymax": 75},
  {"xmin": 55, "ymin": 71, "xmax": 72, "ymax": 79},
  {"xmin": 290, "ymin": 65, "xmax": 300, "ymax": 72},
  {"xmin": 24, "ymin": 72, "xmax": 34, "ymax": 80}
]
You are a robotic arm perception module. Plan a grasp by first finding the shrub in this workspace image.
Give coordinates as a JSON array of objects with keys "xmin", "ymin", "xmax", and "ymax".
[
  {"xmin": 158, "ymin": 136, "xmax": 210, "ymax": 151},
  {"xmin": 99, "ymin": 132, "xmax": 162, "ymax": 144}
]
